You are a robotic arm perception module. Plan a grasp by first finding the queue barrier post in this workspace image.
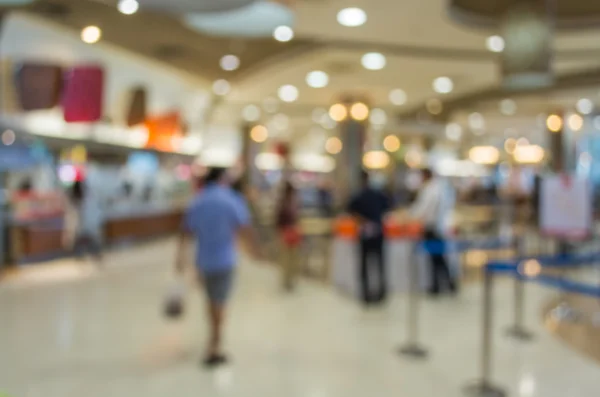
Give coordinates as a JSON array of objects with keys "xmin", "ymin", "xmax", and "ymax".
[
  {"xmin": 398, "ymin": 239, "xmax": 429, "ymax": 359},
  {"xmin": 505, "ymin": 236, "xmax": 535, "ymax": 342},
  {"xmin": 464, "ymin": 267, "xmax": 506, "ymax": 397}
]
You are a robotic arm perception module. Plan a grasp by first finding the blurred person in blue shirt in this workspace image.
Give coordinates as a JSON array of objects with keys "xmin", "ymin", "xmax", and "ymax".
[{"xmin": 176, "ymin": 167, "xmax": 259, "ymax": 368}]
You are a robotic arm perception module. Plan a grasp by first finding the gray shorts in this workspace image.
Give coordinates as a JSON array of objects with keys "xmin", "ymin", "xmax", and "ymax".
[{"xmin": 202, "ymin": 269, "xmax": 235, "ymax": 305}]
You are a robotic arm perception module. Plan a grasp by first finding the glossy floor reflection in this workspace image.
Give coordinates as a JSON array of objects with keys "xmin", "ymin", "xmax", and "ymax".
[{"xmin": 0, "ymin": 239, "xmax": 598, "ymax": 397}]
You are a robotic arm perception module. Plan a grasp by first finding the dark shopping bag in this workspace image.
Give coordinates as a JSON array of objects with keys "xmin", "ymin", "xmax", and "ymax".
[{"xmin": 163, "ymin": 278, "xmax": 186, "ymax": 319}]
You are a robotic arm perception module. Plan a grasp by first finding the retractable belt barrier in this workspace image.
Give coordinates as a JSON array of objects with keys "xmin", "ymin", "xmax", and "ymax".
[{"xmin": 465, "ymin": 252, "xmax": 600, "ymax": 397}]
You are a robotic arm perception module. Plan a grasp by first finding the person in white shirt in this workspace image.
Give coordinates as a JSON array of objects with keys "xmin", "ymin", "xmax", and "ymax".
[{"xmin": 410, "ymin": 168, "xmax": 457, "ymax": 296}]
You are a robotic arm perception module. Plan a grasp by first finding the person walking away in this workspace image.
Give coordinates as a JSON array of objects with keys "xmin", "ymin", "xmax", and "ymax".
[
  {"xmin": 63, "ymin": 181, "xmax": 103, "ymax": 263},
  {"xmin": 175, "ymin": 167, "xmax": 259, "ymax": 368},
  {"xmin": 348, "ymin": 172, "xmax": 392, "ymax": 305},
  {"xmin": 410, "ymin": 168, "xmax": 457, "ymax": 296},
  {"xmin": 276, "ymin": 181, "xmax": 302, "ymax": 291}
]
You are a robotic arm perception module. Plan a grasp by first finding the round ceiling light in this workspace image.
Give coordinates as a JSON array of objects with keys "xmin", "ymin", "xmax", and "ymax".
[
  {"xmin": 325, "ymin": 136, "xmax": 343, "ymax": 154},
  {"xmin": 468, "ymin": 112, "xmax": 485, "ymax": 130},
  {"xmin": 389, "ymin": 89, "xmax": 407, "ymax": 106},
  {"xmin": 306, "ymin": 71, "xmax": 329, "ymax": 88},
  {"xmin": 329, "ymin": 104, "xmax": 347, "ymax": 122},
  {"xmin": 445, "ymin": 123, "xmax": 462, "ymax": 141},
  {"xmin": 370, "ymin": 108, "xmax": 387, "ymax": 125},
  {"xmin": 250, "ymin": 125, "xmax": 268, "ymax": 143},
  {"xmin": 337, "ymin": 7, "xmax": 367, "ymax": 27},
  {"xmin": 486, "ymin": 35, "xmax": 505, "ymax": 53},
  {"xmin": 576, "ymin": 98, "xmax": 594, "ymax": 115},
  {"xmin": 546, "ymin": 114, "xmax": 563, "ymax": 132},
  {"xmin": 568, "ymin": 113, "xmax": 584, "ymax": 131},
  {"xmin": 426, "ymin": 98, "xmax": 443, "ymax": 115},
  {"xmin": 350, "ymin": 102, "xmax": 369, "ymax": 121},
  {"xmin": 433, "ymin": 76, "xmax": 453, "ymax": 94},
  {"xmin": 500, "ymin": 98, "xmax": 517, "ymax": 115},
  {"xmin": 118, "ymin": 0, "xmax": 139, "ymax": 15},
  {"xmin": 220, "ymin": 54, "xmax": 240, "ymax": 71},
  {"xmin": 183, "ymin": 1, "xmax": 294, "ymax": 37},
  {"xmin": 242, "ymin": 104, "xmax": 261, "ymax": 122},
  {"xmin": 361, "ymin": 52, "xmax": 386, "ymax": 70},
  {"xmin": 81, "ymin": 26, "xmax": 102, "ymax": 44},
  {"xmin": 212, "ymin": 79, "xmax": 231, "ymax": 96},
  {"xmin": 278, "ymin": 84, "xmax": 298, "ymax": 102},
  {"xmin": 383, "ymin": 135, "xmax": 401, "ymax": 152},
  {"xmin": 273, "ymin": 25, "xmax": 294, "ymax": 42}
]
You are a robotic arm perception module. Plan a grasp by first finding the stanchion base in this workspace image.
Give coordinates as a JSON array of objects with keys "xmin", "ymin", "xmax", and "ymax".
[
  {"xmin": 464, "ymin": 381, "xmax": 507, "ymax": 397},
  {"xmin": 398, "ymin": 344, "xmax": 429, "ymax": 359},
  {"xmin": 505, "ymin": 326, "xmax": 535, "ymax": 341}
]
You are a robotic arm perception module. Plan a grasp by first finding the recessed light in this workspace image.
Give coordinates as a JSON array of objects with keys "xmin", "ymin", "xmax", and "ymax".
[
  {"xmin": 500, "ymin": 98, "xmax": 517, "ymax": 115},
  {"xmin": 118, "ymin": 0, "xmax": 139, "ymax": 15},
  {"xmin": 329, "ymin": 104, "xmax": 347, "ymax": 122},
  {"xmin": 278, "ymin": 84, "xmax": 298, "ymax": 102},
  {"xmin": 546, "ymin": 114, "xmax": 563, "ymax": 132},
  {"xmin": 468, "ymin": 112, "xmax": 485, "ymax": 130},
  {"xmin": 576, "ymin": 98, "xmax": 594, "ymax": 115},
  {"xmin": 242, "ymin": 104, "xmax": 261, "ymax": 122},
  {"xmin": 212, "ymin": 79, "xmax": 231, "ymax": 96},
  {"xmin": 220, "ymin": 54, "xmax": 240, "ymax": 71},
  {"xmin": 361, "ymin": 52, "xmax": 386, "ymax": 70},
  {"xmin": 445, "ymin": 123, "xmax": 462, "ymax": 141},
  {"xmin": 250, "ymin": 125, "xmax": 268, "ymax": 143},
  {"xmin": 337, "ymin": 7, "xmax": 367, "ymax": 27},
  {"xmin": 370, "ymin": 108, "xmax": 387, "ymax": 125},
  {"xmin": 325, "ymin": 137, "xmax": 342, "ymax": 154},
  {"xmin": 433, "ymin": 76, "xmax": 453, "ymax": 94},
  {"xmin": 81, "ymin": 26, "xmax": 102, "ymax": 44},
  {"xmin": 568, "ymin": 113, "xmax": 584, "ymax": 131},
  {"xmin": 306, "ymin": 70, "xmax": 329, "ymax": 88},
  {"xmin": 273, "ymin": 25, "xmax": 294, "ymax": 42},
  {"xmin": 486, "ymin": 35, "xmax": 505, "ymax": 53},
  {"xmin": 383, "ymin": 135, "xmax": 400, "ymax": 152},
  {"xmin": 389, "ymin": 89, "xmax": 407, "ymax": 106},
  {"xmin": 350, "ymin": 102, "xmax": 369, "ymax": 121}
]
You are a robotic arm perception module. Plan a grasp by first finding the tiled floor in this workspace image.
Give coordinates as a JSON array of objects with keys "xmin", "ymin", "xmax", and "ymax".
[{"xmin": 1, "ymin": 239, "xmax": 598, "ymax": 397}]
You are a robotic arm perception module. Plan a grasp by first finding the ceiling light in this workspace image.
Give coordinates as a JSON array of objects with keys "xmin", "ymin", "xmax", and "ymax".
[
  {"xmin": 468, "ymin": 112, "xmax": 485, "ymax": 130},
  {"xmin": 118, "ymin": 0, "xmax": 139, "ymax": 15},
  {"xmin": 81, "ymin": 26, "xmax": 102, "ymax": 44},
  {"xmin": 433, "ymin": 76, "xmax": 453, "ymax": 94},
  {"xmin": 212, "ymin": 79, "xmax": 231, "ymax": 96},
  {"xmin": 337, "ymin": 7, "xmax": 367, "ymax": 27},
  {"xmin": 389, "ymin": 89, "xmax": 407, "ymax": 106},
  {"xmin": 445, "ymin": 123, "xmax": 462, "ymax": 141},
  {"xmin": 220, "ymin": 54, "xmax": 240, "ymax": 71},
  {"xmin": 350, "ymin": 102, "xmax": 369, "ymax": 121},
  {"xmin": 273, "ymin": 25, "xmax": 294, "ymax": 42},
  {"xmin": 469, "ymin": 146, "xmax": 499, "ymax": 165},
  {"xmin": 504, "ymin": 138, "xmax": 517, "ymax": 154},
  {"xmin": 568, "ymin": 113, "xmax": 584, "ymax": 131},
  {"xmin": 516, "ymin": 137, "xmax": 530, "ymax": 147},
  {"xmin": 370, "ymin": 108, "xmax": 387, "ymax": 125},
  {"xmin": 486, "ymin": 35, "xmax": 505, "ymax": 52},
  {"xmin": 242, "ymin": 104, "xmax": 261, "ymax": 122},
  {"xmin": 405, "ymin": 149, "xmax": 423, "ymax": 169},
  {"xmin": 329, "ymin": 104, "xmax": 348, "ymax": 122},
  {"xmin": 250, "ymin": 125, "xmax": 268, "ymax": 143},
  {"xmin": 500, "ymin": 98, "xmax": 517, "ymax": 115},
  {"xmin": 576, "ymin": 98, "xmax": 594, "ymax": 115},
  {"xmin": 383, "ymin": 135, "xmax": 400, "ymax": 152},
  {"xmin": 426, "ymin": 98, "xmax": 443, "ymax": 115},
  {"xmin": 361, "ymin": 52, "xmax": 386, "ymax": 70},
  {"xmin": 312, "ymin": 108, "xmax": 327, "ymax": 123},
  {"xmin": 263, "ymin": 97, "xmax": 279, "ymax": 114},
  {"xmin": 546, "ymin": 114, "xmax": 563, "ymax": 132},
  {"xmin": 514, "ymin": 145, "xmax": 545, "ymax": 164},
  {"xmin": 1, "ymin": 129, "xmax": 15, "ymax": 146},
  {"xmin": 325, "ymin": 136, "xmax": 342, "ymax": 154},
  {"xmin": 363, "ymin": 151, "xmax": 390, "ymax": 170},
  {"xmin": 306, "ymin": 71, "xmax": 329, "ymax": 88},
  {"xmin": 278, "ymin": 84, "xmax": 298, "ymax": 102}
]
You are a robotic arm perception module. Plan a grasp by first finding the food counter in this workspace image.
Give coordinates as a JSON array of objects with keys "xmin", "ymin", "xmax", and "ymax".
[{"xmin": 331, "ymin": 216, "xmax": 461, "ymax": 298}]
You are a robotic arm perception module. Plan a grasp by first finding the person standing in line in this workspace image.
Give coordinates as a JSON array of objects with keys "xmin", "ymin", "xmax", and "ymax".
[
  {"xmin": 348, "ymin": 171, "xmax": 392, "ymax": 305},
  {"xmin": 175, "ymin": 167, "xmax": 259, "ymax": 368},
  {"xmin": 63, "ymin": 180, "xmax": 103, "ymax": 263},
  {"xmin": 410, "ymin": 168, "xmax": 457, "ymax": 296},
  {"xmin": 276, "ymin": 181, "xmax": 302, "ymax": 291}
]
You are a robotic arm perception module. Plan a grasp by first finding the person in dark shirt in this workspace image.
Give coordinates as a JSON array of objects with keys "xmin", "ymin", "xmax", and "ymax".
[{"xmin": 348, "ymin": 171, "xmax": 392, "ymax": 305}]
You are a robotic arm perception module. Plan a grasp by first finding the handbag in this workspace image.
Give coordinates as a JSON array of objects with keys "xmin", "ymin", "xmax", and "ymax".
[{"xmin": 163, "ymin": 277, "xmax": 186, "ymax": 319}]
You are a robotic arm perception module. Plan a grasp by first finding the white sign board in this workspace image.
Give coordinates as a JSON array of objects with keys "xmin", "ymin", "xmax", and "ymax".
[{"xmin": 540, "ymin": 175, "xmax": 592, "ymax": 239}]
